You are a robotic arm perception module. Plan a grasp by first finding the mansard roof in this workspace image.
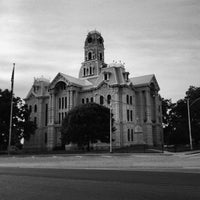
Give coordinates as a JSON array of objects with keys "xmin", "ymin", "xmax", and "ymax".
[
  {"xmin": 130, "ymin": 74, "xmax": 160, "ymax": 90},
  {"xmin": 81, "ymin": 65, "xmax": 160, "ymax": 91},
  {"xmin": 25, "ymin": 77, "xmax": 50, "ymax": 100}
]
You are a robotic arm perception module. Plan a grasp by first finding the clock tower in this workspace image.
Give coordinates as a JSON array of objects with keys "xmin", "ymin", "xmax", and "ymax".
[{"xmin": 79, "ymin": 30, "xmax": 105, "ymax": 78}]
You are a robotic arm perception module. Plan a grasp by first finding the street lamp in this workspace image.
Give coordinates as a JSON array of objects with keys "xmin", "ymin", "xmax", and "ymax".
[
  {"xmin": 109, "ymin": 102, "xmax": 112, "ymax": 153},
  {"xmin": 187, "ymin": 97, "xmax": 200, "ymax": 151}
]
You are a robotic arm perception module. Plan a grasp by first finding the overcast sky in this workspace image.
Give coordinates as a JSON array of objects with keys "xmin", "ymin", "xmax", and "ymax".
[{"xmin": 0, "ymin": 0, "xmax": 200, "ymax": 102}]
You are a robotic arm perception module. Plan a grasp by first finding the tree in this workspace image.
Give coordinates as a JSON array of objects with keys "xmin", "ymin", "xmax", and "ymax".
[
  {"xmin": 162, "ymin": 86, "xmax": 200, "ymax": 146},
  {"xmin": 61, "ymin": 103, "xmax": 116, "ymax": 151},
  {"xmin": 0, "ymin": 89, "xmax": 36, "ymax": 150},
  {"xmin": 186, "ymin": 86, "xmax": 200, "ymax": 145},
  {"xmin": 161, "ymin": 98, "xmax": 175, "ymax": 145}
]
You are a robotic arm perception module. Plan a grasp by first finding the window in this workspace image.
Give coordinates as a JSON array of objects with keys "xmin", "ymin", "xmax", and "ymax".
[
  {"xmin": 34, "ymin": 104, "xmax": 37, "ymax": 112},
  {"xmin": 123, "ymin": 72, "xmax": 129, "ymax": 81},
  {"xmin": 131, "ymin": 129, "xmax": 134, "ymax": 141},
  {"xmin": 45, "ymin": 104, "xmax": 48, "ymax": 126},
  {"xmin": 62, "ymin": 112, "xmax": 64, "ymax": 121},
  {"xmin": 86, "ymin": 98, "xmax": 89, "ymax": 103},
  {"xmin": 130, "ymin": 110, "xmax": 133, "ymax": 121},
  {"xmin": 88, "ymin": 52, "xmax": 92, "ymax": 60},
  {"xmin": 104, "ymin": 72, "xmax": 110, "ymax": 81},
  {"xmin": 62, "ymin": 97, "xmax": 64, "ymax": 109},
  {"xmin": 29, "ymin": 105, "xmax": 32, "ymax": 112},
  {"xmin": 127, "ymin": 109, "xmax": 129, "ymax": 121},
  {"xmin": 126, "ymin": 95, "xmax": 129, "ymax": 104},
  {"xmin": 107, "ymin": 95, "xmax": 111, "ymax": 105},
  {"xmin": 83, "ymin": 68, "xmax": 86, "ymax": 76},
  {"xmin": 104, "ymin": 73, "xmax": 108, "ymax": 81},
  {"xmin": 59, "ymin": 98, "xmax": 61, "ymax": 109},
  {"xmin": 127, "ymin": 129, "xmax": 130, "ymax": 141},
  {"xmin": 82, "ymin": 98, "xmax": 85, "ymax": 104},
  {"xmin": 65, "ymin": 97, "xmax": 67, "ymax": 108},
  {"xmin": 90, "ymin": 97, "xmax": 94, "ymax": 102},
  {"xmin": 130, "ymin": 96, "xmax": 133, "ymax": 105},
  {"xmin": 100, "ymin": 96, "xmax": 104, "ymax": 105},
  {"xmin": 99, "ymin": 53, "xmax": 102, "ymax": 60},
  {"xmin": 89, "ymin": 67, "xmax": 92, "ymax": 75},
  {"xmin": 45, "ymin": 132, "xmax": 47, "ymax": 144},
  {"xmin": 59, "ymin": 113, "xmax": 61, "ymax": 124}
]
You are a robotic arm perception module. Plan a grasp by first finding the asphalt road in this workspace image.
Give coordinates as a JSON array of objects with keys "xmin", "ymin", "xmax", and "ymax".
[{"xmin": 0, "ymin": 167, "xmax": 200, "ymax": 200}]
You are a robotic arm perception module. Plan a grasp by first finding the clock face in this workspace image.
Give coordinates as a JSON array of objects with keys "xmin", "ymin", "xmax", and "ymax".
[{"xmin": 87, "ymin": 37, "xmax": 92, "ymax": 43}]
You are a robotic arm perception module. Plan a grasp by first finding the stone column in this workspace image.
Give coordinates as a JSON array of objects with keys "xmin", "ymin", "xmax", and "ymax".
[
  {"xmin": 145, "ymin": 90, "xmax": 151, "ymax": 123},
  {"xmin": 69, "ymin": 90, "xmax": 73, "ymax": 109},
  {"xmin": 145, "ymin": 89, "xmax": 153, "ymax": 146},
  {"xmin": 47, "ymin": 91, "xmax": 56, "ymax": 151},
  {"xmin": 139, "ymin": 91, "xmax": 143, "ymax": 124},
  {"xmin": 48, "ymin": 93, "xmax": 53, "ymax": 125},
  {"xmin": 67, "ymin": 90, "xmax": 70, "ymax": 111}
]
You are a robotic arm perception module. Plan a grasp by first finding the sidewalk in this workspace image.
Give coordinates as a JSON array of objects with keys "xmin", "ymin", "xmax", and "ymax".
[{"xmin": 0, "ymin": 152, "xmax": 200, "ymax": 173}]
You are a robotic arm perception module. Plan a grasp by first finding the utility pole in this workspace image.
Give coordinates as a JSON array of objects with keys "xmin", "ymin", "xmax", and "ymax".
[{"xmin": 8, "ymin": 63, "xmax": 15, "ymax": 154}]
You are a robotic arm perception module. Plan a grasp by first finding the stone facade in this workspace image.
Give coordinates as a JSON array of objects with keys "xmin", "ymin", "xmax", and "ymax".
[{"xmin": 24, "ymin": 30, "xmax": 163, "ymax": 151}]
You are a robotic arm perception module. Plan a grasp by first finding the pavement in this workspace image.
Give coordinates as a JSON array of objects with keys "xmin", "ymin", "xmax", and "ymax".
[
  {"xmin": 1, "ymin": 167, "xmax": 200, "ymax": 200},
  {"xmin": 0, "ymin": 151, "xmax": 200, "ymax": 173}
]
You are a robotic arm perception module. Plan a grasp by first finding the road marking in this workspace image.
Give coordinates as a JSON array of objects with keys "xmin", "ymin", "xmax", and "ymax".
[{"xmin": 75, "ymin": 156, "xmax": 82, "ymax": 158}]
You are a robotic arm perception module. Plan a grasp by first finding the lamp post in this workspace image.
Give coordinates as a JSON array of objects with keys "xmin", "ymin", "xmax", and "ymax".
[
  {"xmin": 187, "ymin": 97, "xmax": 200, "ymax": 151},
  {"xmin": 109, "ymin": 102, "xmax": 112, "ymax": 153}
]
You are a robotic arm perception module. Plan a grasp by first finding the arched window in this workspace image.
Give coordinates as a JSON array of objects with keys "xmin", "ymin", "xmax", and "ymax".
[
  {"xmin": 86, "ymin": 98, "xmax": 89, "ymax": 103},
  {"xmin": 83, "ymin": 68, "xmax": 86, "ymax": 76},
  {"xmin": 82, "ymin": 98, "xmax": 85, "ymax": 104},
  {"xmin": 100, "ymin": 96, "xmax": 104, "ymax": 105},
  {"xmin": 107, "ymin": 95, "xmax": 111, "ymax": 105},
  {"xmin": 34, "ymin": 104, "xmax": 37, "ymax": 112},
  {"xmin": 90, "ymin": 97, "xmax": 94, "ymax": 102},
  {"xmin": 88, "ymin": 52, "xmax": 92, "ymax": 60},
  {"xmin": 89, "ymin": 67, "xmax": 92, "ymax": 75}
]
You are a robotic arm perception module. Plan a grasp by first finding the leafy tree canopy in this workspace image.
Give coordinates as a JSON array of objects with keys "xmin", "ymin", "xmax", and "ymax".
[
  {"xmin": 61, "ymin": 103, "xmax": 115, "ymax": 150},
  {"xmin": 162, "ymin": 86, "xmax": 200, "ymax": 146},
  {"xmin": 0, "ymin": 89, "xmax": 36, "ymax": 150}
]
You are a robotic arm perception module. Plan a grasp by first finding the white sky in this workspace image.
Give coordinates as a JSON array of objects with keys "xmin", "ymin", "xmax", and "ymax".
[{"xmin": 0, "ymin": 0, "xmax": 200, "ymax": 102}]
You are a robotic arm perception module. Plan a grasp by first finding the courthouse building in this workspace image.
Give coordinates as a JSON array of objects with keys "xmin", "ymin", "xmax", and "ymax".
[{"xmin": 24, "ymin": 30, "xmax": 163, "ymax": 151}]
